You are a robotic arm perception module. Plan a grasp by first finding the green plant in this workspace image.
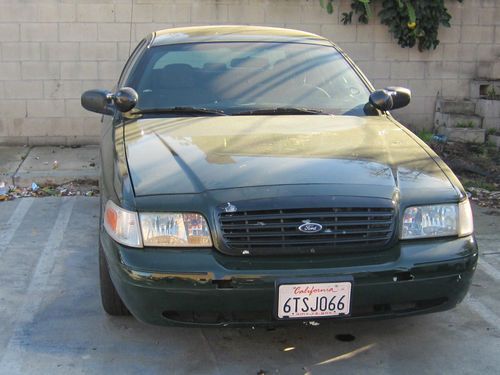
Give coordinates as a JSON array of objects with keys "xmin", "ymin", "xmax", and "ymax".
[
  {"xmin": 468, "ymin": 143, "xmax": 488, "ymax": 156},
  {"xmin": 322, "ymin": 0, "xmax": 463, "ymax": 51},
  {"xmin": 487, "ymin": 128, "xmax": 497, "ymax": 136},
  {"xmin": 455, "ymin": 121, "xmax": 475, "ymax": 129},
  {"xmin": 486, "ymin": 140, "xmax": 497, "ymax": 148},
  {"xmin": 320, "ymin": 0, "xmax": 335, "ymax": 14},
  {"xmin": 486, "ymin": 85, "xmax": 497, "ymax": 100},
  {"xmin": 417, "ymin": 130, "xmax": 434, "ymax": 143}
]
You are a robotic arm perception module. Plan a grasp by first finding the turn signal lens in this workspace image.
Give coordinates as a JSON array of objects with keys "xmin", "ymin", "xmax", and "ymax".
[
  {"xmin": 103, "ymin": 200, "xmax": 142, "ymax": 248},
  {"xmin": 458, "ymin": 199, "xmax": 474, "ymax": 237}
]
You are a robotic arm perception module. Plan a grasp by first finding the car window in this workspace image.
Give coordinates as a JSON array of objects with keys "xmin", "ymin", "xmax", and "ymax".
[
  {"xmin": 151, "ymin": 45, "xmax": 286, "ymax": 69},
  {"xmin": 127, "ymin": 42, "xmax": 371, "ymax": 115}
]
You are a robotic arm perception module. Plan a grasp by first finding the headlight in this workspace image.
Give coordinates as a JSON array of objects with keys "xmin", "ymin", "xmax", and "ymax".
[
  {"xmin": 140, "ymin": 213, "xmax": 212, "ymax": 247},
  {"xmin": 401, "ymin": 200, "xmax": 473, "ymax": 239},
  {"xmin": 103, "ymin": 200, "xmax": 142, "ymax": 247}
]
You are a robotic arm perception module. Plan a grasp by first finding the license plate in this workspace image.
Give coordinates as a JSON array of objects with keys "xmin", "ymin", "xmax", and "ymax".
[{"xmin": 276, "ymin": 281, "xmax": 352, "ymax": 319}]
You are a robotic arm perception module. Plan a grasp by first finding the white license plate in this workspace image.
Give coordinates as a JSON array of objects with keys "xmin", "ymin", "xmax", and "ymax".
[{"xmin": 277, "ymin": 281, "xmax": 352, "ymax": 319}]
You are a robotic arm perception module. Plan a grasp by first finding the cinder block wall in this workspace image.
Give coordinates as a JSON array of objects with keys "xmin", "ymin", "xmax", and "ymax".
[{"xmin": 0, "ymin": 0, "xmax": 499, "ymax": 145}]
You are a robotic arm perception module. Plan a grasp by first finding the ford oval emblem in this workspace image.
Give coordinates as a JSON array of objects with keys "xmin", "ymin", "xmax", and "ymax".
[{"xmin": 298, "ymin": 222, "xmax": 323, "ymax": 233}]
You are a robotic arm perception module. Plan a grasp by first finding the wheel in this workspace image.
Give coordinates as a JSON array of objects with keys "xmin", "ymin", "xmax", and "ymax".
[{"xmin": 99, "ymin": 243, "xmax": 130, "ymax": 316}]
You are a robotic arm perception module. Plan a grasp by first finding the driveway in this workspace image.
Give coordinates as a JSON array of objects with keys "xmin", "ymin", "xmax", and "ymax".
[{"xmin": 0, "ymin": 197, "xmax": 499, "ymax": 374}]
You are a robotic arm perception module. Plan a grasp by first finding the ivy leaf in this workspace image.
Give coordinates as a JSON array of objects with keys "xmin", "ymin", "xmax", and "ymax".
[
  {"xmin": 319, "ymin": 0, "xmax": 460, "ymax": 52},
  {"xmin": 357, "ymin": 0, "xmax": 372, "ymax": 19},
  {"xmin": 326, "ymin": 1, "xmax": 334, "ymax": 14},
  {"xmin": 341, "ymin": 11, "xmax": 353, "ymax": 25},
  {"xmin": 406, "ymin": 2, "xmax": 416, "ymax": 23}
]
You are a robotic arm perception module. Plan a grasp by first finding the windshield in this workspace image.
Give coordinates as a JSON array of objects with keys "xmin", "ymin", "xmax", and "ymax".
[{"xmin": 128, "ymin": 42, "xmax": 371, "ymax": 115}]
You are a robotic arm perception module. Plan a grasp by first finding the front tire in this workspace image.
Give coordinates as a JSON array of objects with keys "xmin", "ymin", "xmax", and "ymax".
[{"xmin": 99, "ymin": 244, "xmax": 130, "ymax": 316}]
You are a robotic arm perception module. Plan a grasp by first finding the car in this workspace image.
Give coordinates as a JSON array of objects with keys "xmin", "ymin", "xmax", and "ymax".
[{"xmin": 81, "ymin": 25, "xmax": 477, "ymax": 326}]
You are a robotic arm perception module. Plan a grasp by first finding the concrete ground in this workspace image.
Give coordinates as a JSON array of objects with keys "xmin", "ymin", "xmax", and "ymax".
[
  {"xmin": 0, "ymin": 146, "xmax": 99, "ymax": 187},
  {"xmin": 0, "ymin": 197, "xmax": 499, "ymax": 375}
]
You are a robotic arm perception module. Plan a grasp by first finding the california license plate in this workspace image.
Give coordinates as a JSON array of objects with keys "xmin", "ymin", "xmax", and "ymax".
[{"xmin": 276, "ymin": 281, "xmax": 352, "ymax": 319}]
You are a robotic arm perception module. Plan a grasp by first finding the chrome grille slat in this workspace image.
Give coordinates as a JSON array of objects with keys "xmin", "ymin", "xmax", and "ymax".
[
  {"xmin": 219, "ymin": 206, "xmax": 395, "ymax": 253},
  {"xmin": 226, "ymin": 236, "xmax": 390, "ymax": 246},
  {"xmin": 221, "ymin": 219, "xmax": 393, "ymax": 229},
  {"xmin": 219, "ymin": 211, "xmax": 393, "ymax": 222},
  {"xmin": 223, "ymin": 228, "xmax": 392, "ymax": 238}
]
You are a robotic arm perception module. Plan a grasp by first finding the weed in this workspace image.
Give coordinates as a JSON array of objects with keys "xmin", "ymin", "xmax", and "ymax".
[
  {"xmin": 486, "ymin": 85, "xmax": 498, "ymax": 100},
  {"xmin": 455, "ymin": 121, "xmax": 475, "ymax": 129},
  {"xmin": 417, "ymin": 130, "xmax": 434, "ymax": 144}
]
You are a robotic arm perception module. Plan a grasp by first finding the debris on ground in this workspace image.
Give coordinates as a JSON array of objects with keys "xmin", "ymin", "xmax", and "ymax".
[
  {"xmin": 303, "ymin": 321, "xmax": 320, "ymax": 326},
  {"xmin": 0, "ymin": 180, "xmax": 99, "ymax": 201},
  {"xmin": 0, "ymin": 181, "xmax": 7, "ymax": 195},
  {"xmin": 428, "ymin": 139, "xmax": 500, "ymax": 209},
  {"xmin": 467, "ymin": 187, "xmax": 500, "ymax": 209},
  {"xmin": 0, "ymin": 181, "xmax": 8, "ymax": 201},
  {"xmin": 431, "ymin": 134, "xmax": 448, "ymax": 144}
]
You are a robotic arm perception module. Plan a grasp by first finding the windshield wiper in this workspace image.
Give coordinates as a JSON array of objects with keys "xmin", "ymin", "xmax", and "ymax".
[
  {"xmin": 231, "ymin": 107, "xmax": 328, "ymax": 116},
  {"xmin": 134, "ymin": 107, "xmax": 227, "ymax": 116}
]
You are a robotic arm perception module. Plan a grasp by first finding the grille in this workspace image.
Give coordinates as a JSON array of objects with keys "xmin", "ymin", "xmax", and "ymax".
[{"xmin": 219, "ymin": 206, "xmax": 395, "ymax": 254}]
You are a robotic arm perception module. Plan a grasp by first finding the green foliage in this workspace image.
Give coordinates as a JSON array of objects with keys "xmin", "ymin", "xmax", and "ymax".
[
  {"xmin": 417, "ymin": 130, "xmax": 434, "ymax": 144},
  {"xmin": 342, "ymin": 1, "xmax": 369, "ymax": 24},
  {"xmin": 320, "ymin": 0, "xmax": 335, "ymax": 14},
  {"xmin": 455, "ymin": 121, "xmax": 475, "ymax": 129},
  {"xmin": 323, "ymin": 0, "xmax": 463, "ymax": 51},
  {"xmin": 486, "ymin": 85, "xmax": 498, "ymax": 100}
]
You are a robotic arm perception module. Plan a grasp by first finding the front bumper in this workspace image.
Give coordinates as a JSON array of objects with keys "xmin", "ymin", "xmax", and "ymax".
[{"xmin": 101, "ymin": 232, "xmax": 478, "ymax": 327}]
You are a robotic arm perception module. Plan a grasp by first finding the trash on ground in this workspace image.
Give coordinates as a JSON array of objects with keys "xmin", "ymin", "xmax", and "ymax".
[
  {"xmin": 0, "ymin": 181, "xmax": 7, "ymax": 196},
  {"xmin": 467, "ymin": 187, "xmax": 500, "ymax": 209},
  {"xmin": 0, "ymin": 180, "xmax": 99, "ymax": 202},
  {"xmin": 431, "ymin": 134, "xmax": 448, "ymax": 144},
  {"xmin": 0, "ymin": 181, "xmax": 8, "ymax": 201}
]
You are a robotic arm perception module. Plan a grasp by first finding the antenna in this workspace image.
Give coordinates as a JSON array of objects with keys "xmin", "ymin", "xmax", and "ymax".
[{"xmin": 128, "ymin": 0, "xmax": 134, "ymax": 56}]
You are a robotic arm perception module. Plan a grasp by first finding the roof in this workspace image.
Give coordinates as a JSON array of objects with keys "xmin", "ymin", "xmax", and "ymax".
[{"xmin": 150, "ymin": 25, "xmax": 331, "ymax": 47}]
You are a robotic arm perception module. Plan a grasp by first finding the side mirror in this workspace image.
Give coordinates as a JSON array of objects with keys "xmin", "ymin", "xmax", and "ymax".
[
  {"xmin": 368, "ymin": 87, "xmax": 411, "ymax": 112},
  {"xmin": 386, "ymin": 86, "xmax": 411, "ymax": 110},
  {"xmin": 113, "ymin": 87, "xmax": 138, "ymax": 112},
  {"xmin": 81, "ymin": 89, "xmax": 114, "ymax": 115},
  {"xmin": 369, "ymin": 89, "xmax": 393, "ymax": 111},
  {"xmin": 81, "ymin": 87, "xmax": 138, "ymax": 115}
]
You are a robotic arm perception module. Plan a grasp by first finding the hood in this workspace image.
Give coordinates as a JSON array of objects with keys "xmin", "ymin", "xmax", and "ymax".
[{"xmin": 124, "ymin": 115, "xmax": 458, "ymax": 200}]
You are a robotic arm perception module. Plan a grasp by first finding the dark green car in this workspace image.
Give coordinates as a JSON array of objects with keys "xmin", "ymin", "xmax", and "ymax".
[{"xmin": 82, "ymin": 26, "xmax": 477, "ymax": 326}]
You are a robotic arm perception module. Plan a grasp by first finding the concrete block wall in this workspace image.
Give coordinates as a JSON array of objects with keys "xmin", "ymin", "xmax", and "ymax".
[{"xmin": 0, "ymin": 0, "xmax": 499, "ymax": 145}]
